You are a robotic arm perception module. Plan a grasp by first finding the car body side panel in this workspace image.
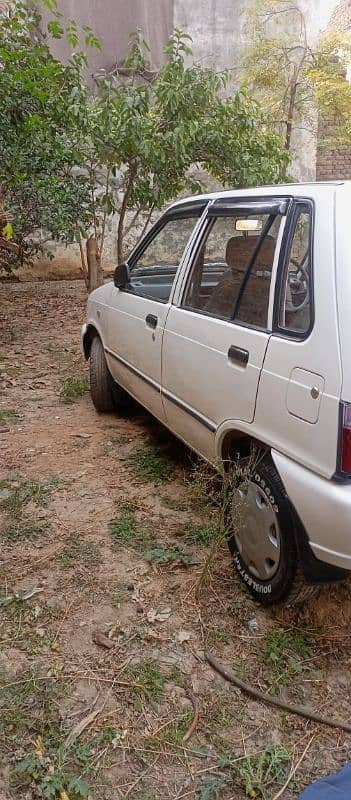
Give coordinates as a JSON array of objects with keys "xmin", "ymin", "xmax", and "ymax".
[
  {"xmin": 162, "ymin": 308, "xmax": 271, "ymax": 462},
  {"xmin": 335, "ymin": 183, "xmax": 351, "ymax": 402},
  {"xmin": 254, "ymin": 191, "xmax": 342, "ymax": 479},
  {"xmin": 271, "ymin": 450, "xmax": 351, "ymax": 570}
]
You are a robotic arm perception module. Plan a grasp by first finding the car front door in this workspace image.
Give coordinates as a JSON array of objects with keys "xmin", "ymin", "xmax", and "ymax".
[
  {"xmin": 105, "ymin": 206, "xmax": 205, "ymax": 422},
  {"xmin": 161, "ymin": 198, "xmax": 288, "ymax": 461}
]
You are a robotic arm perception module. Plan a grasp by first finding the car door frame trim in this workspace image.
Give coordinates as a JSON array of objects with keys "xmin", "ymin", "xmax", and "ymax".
[
  {"xmin": 105, "ymin": 346, "xmax": 216, "ymax": 432},
  {"xmin": 161, "ymin": 388, "xmax": 217, "ymax": 432},
  {"xmin": 105, "ymin": 346, "xmax": 161, "ymax": 393}
]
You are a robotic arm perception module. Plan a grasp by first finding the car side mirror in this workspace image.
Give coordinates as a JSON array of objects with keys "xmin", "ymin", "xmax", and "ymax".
[{"xmin": 114, "ymin": 262, "xmax": 130, "ymax": 289}]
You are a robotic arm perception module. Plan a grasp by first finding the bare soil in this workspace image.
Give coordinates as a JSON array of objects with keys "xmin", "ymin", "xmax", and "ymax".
[{"xmin": 1, "ymin": 279, "xmax": 351, "ymax": 800}]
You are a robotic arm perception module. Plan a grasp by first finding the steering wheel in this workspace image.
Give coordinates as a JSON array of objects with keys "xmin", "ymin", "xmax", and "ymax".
[{"xmin": 285, "ymin": 252, "xmax": 310, "ymax": 313}]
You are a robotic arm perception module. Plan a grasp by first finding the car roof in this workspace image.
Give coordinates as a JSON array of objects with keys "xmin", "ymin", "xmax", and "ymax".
[{"xmin": 169, "ymin": 181, "xmax": 348, "ymax": 210}]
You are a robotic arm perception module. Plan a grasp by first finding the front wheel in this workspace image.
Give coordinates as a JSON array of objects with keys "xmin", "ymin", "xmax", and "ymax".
[
  {"xmin": 227, "ymin": 458, "xmax": 314, "ymax": 606},
  {"xmin": 90, "ymin": 336, "xmax": 127, "ymax": 413}
]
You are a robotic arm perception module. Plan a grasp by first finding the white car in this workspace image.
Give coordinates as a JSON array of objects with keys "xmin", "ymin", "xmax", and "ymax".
[{"xmin": 82, "ymin": 182, "xmax": 351, "ymax": 606}]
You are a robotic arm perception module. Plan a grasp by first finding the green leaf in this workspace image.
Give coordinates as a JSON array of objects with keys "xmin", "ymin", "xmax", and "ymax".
[
  {"xmin": 68, "ymin": 777, "xmax": 90, "ymax": 797},
  {"xmin": 42, "ymin": 0, "xmax": 58, "ymax": 12},
  {"xmin": 1, "ymin": 222, "xmax": 13, "ymax": 240},
  {"xmin": 48, "ymin": 20, "xmax": 64, "ymax": 39}
]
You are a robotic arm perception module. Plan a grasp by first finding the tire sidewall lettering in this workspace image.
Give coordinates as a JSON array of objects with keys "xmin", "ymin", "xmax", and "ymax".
[
  {"xmin": 233, "ymin": 471, "xmax": 282, "ymax": 595},
  {"xmin": 254, "ymin": 472, "xmax": 278, "ymax": 514}
]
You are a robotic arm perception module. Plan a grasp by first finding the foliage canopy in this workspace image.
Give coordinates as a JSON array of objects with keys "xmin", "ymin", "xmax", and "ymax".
[
  {"xmin": 242, "ymin": 0, "xmax": 351, "ymax": 153},
  {"xmin": 0, "ymin": 1, "xmax": 289, "ymax": 282}
]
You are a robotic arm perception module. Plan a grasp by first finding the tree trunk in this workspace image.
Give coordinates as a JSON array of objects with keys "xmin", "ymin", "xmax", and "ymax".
[
  {"xmin": 117, "ymin": 163, "xmax": 137, "ymax": 265},
  {"xmin": 86, "ymin": 235, "xmax": 104, "ymax": 292},
  {"xmin": 285, "ymin": 71, "xmax": 298, "ymax": 153}
]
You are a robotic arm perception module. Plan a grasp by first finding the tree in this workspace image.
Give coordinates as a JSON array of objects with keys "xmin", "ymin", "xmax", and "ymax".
[
  {"xmin": 76, "ymin": 28, "xmax": 289, "ymax": 267},
  {"xmin": 242, "ymin": 0, "xmax": 351, "ymax": 153},
  {"xmin": 0, "ymin": 1, "xmax": 97, "ymax": 281},
  {"xmin": 1, "ymin": 2, "xmax": 289, "ymax": 290}
]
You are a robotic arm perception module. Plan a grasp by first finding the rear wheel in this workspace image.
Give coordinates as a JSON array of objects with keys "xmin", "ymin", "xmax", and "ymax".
[
  {"xmin": 90, "ymin": 336, "xmax": 127, "ymax": 413},
  {"xmin": 227, "ymin": 458, "xmax": 316, "ymax": 606}
]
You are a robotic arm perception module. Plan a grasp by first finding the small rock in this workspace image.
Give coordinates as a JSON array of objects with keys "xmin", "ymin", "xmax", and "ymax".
[
  {"xmin": 248, "ymin": 617, "xmax": 259, "ymax": 631},
  {"xmin": 92, "ymin": 629, "xmax": 114, "ymax": 649}
]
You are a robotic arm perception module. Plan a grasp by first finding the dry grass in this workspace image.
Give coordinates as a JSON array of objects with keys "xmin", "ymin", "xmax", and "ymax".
[{"xmin": 1, "ymin": 280, "xmax": 351, "ymax": 799}]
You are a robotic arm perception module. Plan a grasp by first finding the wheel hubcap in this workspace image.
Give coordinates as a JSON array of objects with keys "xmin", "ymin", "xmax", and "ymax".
[{"xmin": 232, "ymin": 481, "xmax": 281, "ymax": 581}]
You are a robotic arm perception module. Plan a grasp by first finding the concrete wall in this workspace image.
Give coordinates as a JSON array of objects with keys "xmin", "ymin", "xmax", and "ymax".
[
  {"xmin": 40, "ymin": 0, "xmax": 340, "ymax": 184},
  {"xmin": 40, "ymin": 0, "xmax": 173, "ymax": 72}
]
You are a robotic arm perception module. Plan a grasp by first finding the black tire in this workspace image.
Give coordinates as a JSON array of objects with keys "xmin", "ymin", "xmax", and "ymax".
[
  {"xmin": 227, "ymin": 458, "xmax": 316, "ymax": 607},
  {"xmin": 90, "ymin": 336, "xmax": 127, "ymax": 413}
]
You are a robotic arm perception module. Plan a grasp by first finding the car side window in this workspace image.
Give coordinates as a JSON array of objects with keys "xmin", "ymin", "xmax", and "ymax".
[
  {"xmin": 128, "ymin": 216, "xmax": 199, "ymax": 303},
  {"xmin": 182, "ymin": 212, "xmax": 282, "ymax": 329},
  {"xmin": 279, "ymin": 205, "xmax": 312, "ymax": 335},
  {"xmin": 236, "ymin": 214, "xmax": 282, "ymax": 329}
]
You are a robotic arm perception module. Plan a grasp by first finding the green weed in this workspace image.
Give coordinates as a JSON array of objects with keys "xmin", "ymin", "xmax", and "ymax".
[
  {"xmin": 109, "ymin": 511, "xmax": 149, "ymax": 551},
  {"xmin": 169, "ymin": 668, "xmax": 189, "ymax": 690},
  {"xmin": 144, "ymin": 544, "xmax": 193, "ymax": 565},
  {"xmin": 238, "ymin": 746, "xmax": 290, "ymax": 799},
  {"xmin": 0, "ymin": 408, "xmax": 20, "ymax": 423},
  {"xmin": 197, "ymin": 777, "xmax": 227, "ymax": 799},
  {"xmin": 1, "ymin": 521, "xmax": 46, "ymax": 543},
  {"xmin": 263, "ymin": 629, "xmax": 312, "ymax": 686},
  {"xmin": 58, "ymin": 540, "xmax": 101, "ymax": 568},
  {"xmin": 128, "ymin": 446, "xmax": 173, "ymax": 482},
  {"xmin": 128, "ymin": 661, "xmax": 164, "ymax": 710},
  {"xmin": 14, "ymin": 755, "xmax": 90, "ymax": 798},
  {"xmin": 1, "ymin": 671, "xmax": 97, "ymax": 799},
  {"xmin": 148, "ymin": 710, "xmax": 193, "ymax": 749},
  {"xmin": 207, "ymin": 626, "xmax": 230, "ymax": 645},
  {"xmin": 218, "ymin": 750, "xmax": 237, "ymax": 768},
  {"xmin": 183, "ymin": 521, "xmax": 218, "ymax": 547},
  {"xmin": 60, "ymin": 377, "xmax": 87, "ymax": 402},
  {"xmin": 1, "ymin": 475, "xmax": 62, "ymax": 518}
]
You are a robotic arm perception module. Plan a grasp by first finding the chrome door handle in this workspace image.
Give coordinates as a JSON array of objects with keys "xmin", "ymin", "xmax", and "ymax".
[
  {"xmin": 146, "ymin": 314, "xmax": 158, "ymax": 330},
  {"xmin": 228, "ymin": 345, "xmax": 249, "ymax": 366}
]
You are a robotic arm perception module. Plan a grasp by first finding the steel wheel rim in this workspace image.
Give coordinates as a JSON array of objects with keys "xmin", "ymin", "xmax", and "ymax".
[{"xmin": 232, "ymin": 480, "xmax": 281, "ymax": 581}]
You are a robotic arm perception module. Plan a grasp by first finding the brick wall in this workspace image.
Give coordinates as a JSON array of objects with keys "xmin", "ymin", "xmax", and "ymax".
[{"xmin": 316, "ymin": 0, "xmax": 351, "ymax": 180}]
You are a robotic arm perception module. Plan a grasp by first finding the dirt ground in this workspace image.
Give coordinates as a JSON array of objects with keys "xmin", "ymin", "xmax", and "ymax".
[{"xmin": 1, "ymin": 279, "xmax": 351, "ymax": 800}]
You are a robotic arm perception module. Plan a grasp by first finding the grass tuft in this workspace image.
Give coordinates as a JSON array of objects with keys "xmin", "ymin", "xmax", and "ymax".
[
  {"xmin": 0, "ymin": 408, "xmax": 20, "ymax": 424},
  {"xmin": 58, "ymin": 539, "xmax": 101, "ymax": 568},
  {"xmin": 263, "ymin": 628, "xmax": 312, "ymax": 686},
  {"xmin": 197, "ymin": 777, "xmax": 227, "ymax": 799},
  {"xmin": 238, "ymin": 746, "xmax": 290, "ymax": 799},
  {"xmin": 60, "ymin": 377, "xmax": 87, "ymax": 402},
  {"xmin": 144, "ymin": 544, "xmax": 193, "ymax": 565},
  {"xmin": 128, "ymin": 446, "xmax": 173, "ymax": 482},
  {"xmin": 1, "ymin": 475, "xmax": 62, "ymax": 518},
  {"xmin": 1, "ymin": 521, "xmax": 46, "ymax": 543},
  {"xmin": 182, "ymin": 521, "xmax": 218, "ymax": 547},
  {"xmin": 109, "ymin": 511, "xmax": 147, "ymax": 550},
  {"xmin": 128, "ymin": 661, "xmax": 164, "ymax": 710}
]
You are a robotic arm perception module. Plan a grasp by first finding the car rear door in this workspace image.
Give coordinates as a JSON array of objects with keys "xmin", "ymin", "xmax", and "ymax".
[
  {"xmin": 104, "ymin": 204, "xmax": 205, "ymax": 422},
  {"xmin": 161, "ymin": 197, "xmax": 288, "ymax": 461}
]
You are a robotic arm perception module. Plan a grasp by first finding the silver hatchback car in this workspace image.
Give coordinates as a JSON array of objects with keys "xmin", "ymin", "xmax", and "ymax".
[{"xmin": 83, "ymin": 182, "xmax": 351, "ymax": 605}]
